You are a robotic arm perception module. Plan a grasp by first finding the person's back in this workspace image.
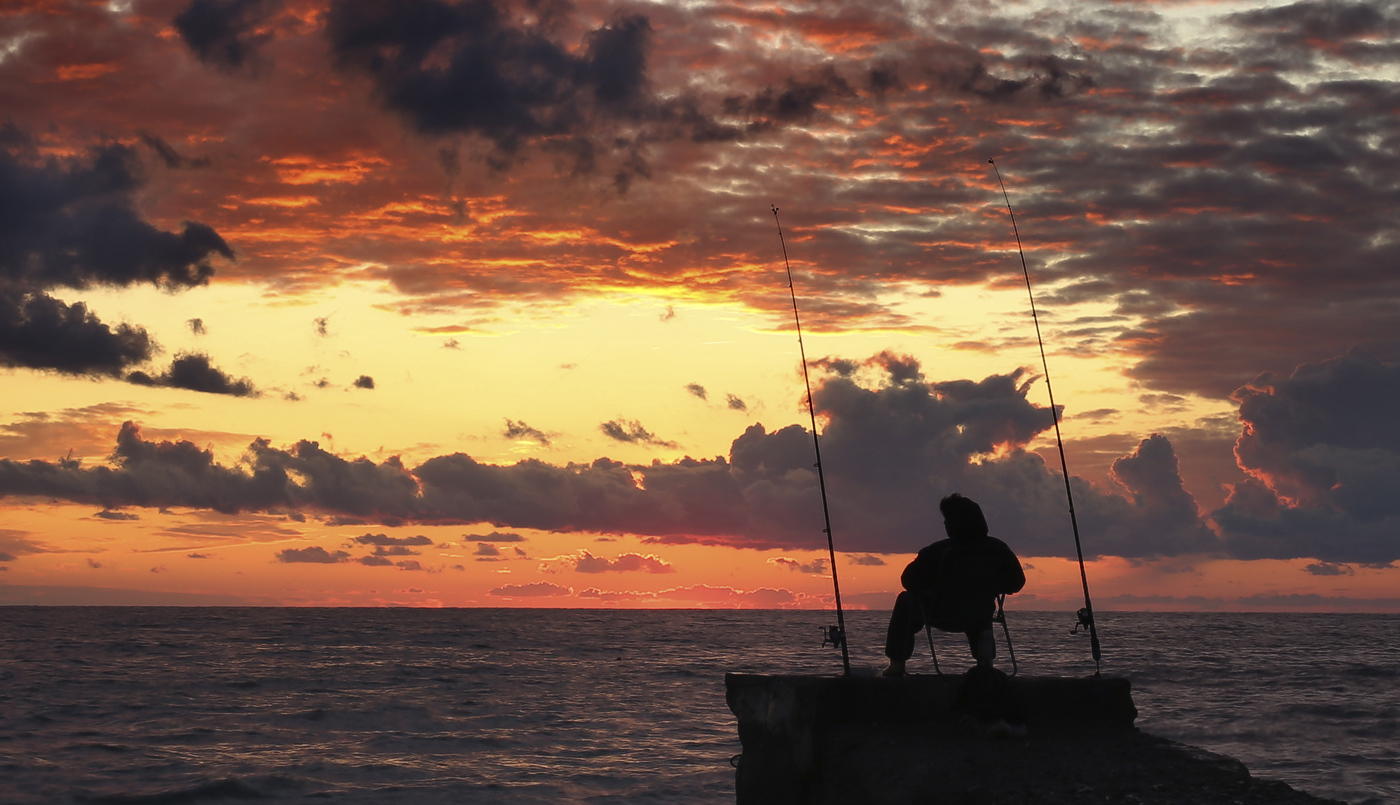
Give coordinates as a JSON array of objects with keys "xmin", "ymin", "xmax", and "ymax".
[{"xmin": 920, "ymin": 534, "xmax": 1023, "ymax": 633}]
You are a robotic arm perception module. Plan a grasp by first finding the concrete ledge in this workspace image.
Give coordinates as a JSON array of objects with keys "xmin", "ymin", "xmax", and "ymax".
[
  {"xmin": 725, "ymin": 673, "xmax": 1342, "ymax": 805},
  {"xmin": 726, "ymin": 673, "xmax": 1136, "ymax": 732}
]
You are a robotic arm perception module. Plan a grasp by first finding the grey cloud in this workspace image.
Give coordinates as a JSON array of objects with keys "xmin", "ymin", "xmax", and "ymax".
[
  {"xmin": 489, "ymin": 581, "xmax": 572, "ymax": 597},
  {"xmin": 276, "ymin": 546, "xmax": 349, "ymax": 563},
  {"xmin": 770, "ymin": 557, "xmax": 828, "ymax": 574},
  {"xmin": 0, "ymin": 139, "xmax": 231, "ymax": 376},
  {"xmin": 94, "ymin": 510, "xmax": 139, "ymax": 521},
  {"xmin": 127, "ymin": 353, "xmax": 258, "ymax": 397},
  {"xmin": 726, "ymin": 394, "xmax": 747, "ymax": 412},
  {"xmin": 599, "ymin": 418, "xmax": 677, "ymax": 448},
  {"xmin": 1212, "ymin": 352, "xmax": 1400, "ymax": 563},
  {"xmin": 572, "ymin": 551, "xmax": 673, "ymax": 574},
  {"xmin": 353, "ymin": 375, "xmax": 375, "ymax": 389},
  {"xmin": 174, "ymin": 0, "xmax": 279, "ymax": 71},
  {"xmin": 0, "ymin": 292, "xmax": 156, "ymax": 376},
  {"xmin": 1303, "ymin": 561, "xmax": 1355, "ymax": 576},
  {"xmin": 349, "ymin": 533, "xmax": 433, "ymax": 547},
  {"xmin": 685, "ymin": 383, "xmax": 707, "ymax": 400},
  {"xmin": 466, "ymin": 530, "xmax": 525, "ymax": 542},
  {"xmin": 139, "ymin": 133, "xmax": 212, "ymax": 170},
  {"xmin": 326, "ymin": 0, "xmax": 652, "ymax": 155},
  {"xmin": 0, "ymin": 530, "xmax": 47, "ymax": 562},
  {"xmin": 504, "ymin": 419, "xmax": 550, "ymax": 446}
]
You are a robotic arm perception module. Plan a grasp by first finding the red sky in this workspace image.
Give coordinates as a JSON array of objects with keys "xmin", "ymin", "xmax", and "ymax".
[{"xmin": 1, "ymin": 0, "xmax": 1398, "ymax": 611}]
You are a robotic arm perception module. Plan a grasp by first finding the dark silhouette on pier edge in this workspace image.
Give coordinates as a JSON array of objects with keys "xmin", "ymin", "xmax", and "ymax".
[{"xmin": 881, "ymin": 493, "xmax": 1026, "ymax": 677}]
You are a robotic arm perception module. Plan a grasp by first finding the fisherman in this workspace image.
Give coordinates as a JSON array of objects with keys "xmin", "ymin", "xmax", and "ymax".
[{"xmin": 881, "ymin": 493, "xmax": 1026, "ymax": 677}]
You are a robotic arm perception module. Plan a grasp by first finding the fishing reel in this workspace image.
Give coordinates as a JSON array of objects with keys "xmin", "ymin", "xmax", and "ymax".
[
  {"xmin": 820, "ymin": 624, "xmax": 845, "ymax": 650},
  {"xmin": 1071, "ymin": 607, "xmax": 1094, "ymax": 635}
]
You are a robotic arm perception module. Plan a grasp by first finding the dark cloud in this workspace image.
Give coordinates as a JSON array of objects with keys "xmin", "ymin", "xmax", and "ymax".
[
  {"xmin": 371, "ymin": 545, "xmax": 419, "ymax": 557},
  {"xmin": 353, "ymin": 375, "xmax": 375, "ymax": 389},
  {"xmin": 0, "ymin": 140, "xmax": 231, "ymax": 376},
  {"xmin": 0, "ymin": 142, "xmax": 230, "ymax": 291},
  {"xmin": 127, "ymin": 353, "xmax": 258, "ymax": 397},
  {"xmin": 173, "ymin": 0, "xmax": 280, "ymax": 71},
  {"xmin": 725, "ymin": 394, "xmax": 747, "ymax": 412},
  {"xmin": 572, "ymin": 551, "xmax": 673, "ymax": 573},
  {"xmin": 321, "ymin": 0, "xmax": 879, "ymax": 184},
  {"xmin": 728, "ymin": 67, "xmax": 855, "ymax": 125},
  {"xmin": 94, "ymin": 509, "xmax": 139, "ymax": 521},
  {"xmin": 489, "ymin": 581, "xmax": 572, "ymax": 597},
  {"xmin": 769, "ymin": 556, "xmax": 828, "ymax": 574},
  {"xmin": 276, "ymin": 546, "xmax": 349, "ymax": 563},
  {"xmin": 314, "ymin": 317, "xmax": 330, "ymax": 337},
  {"xmin": 473, "ymin": 542, "xmax": 501, "ymax": 556},
  {"xmin": 504, "ymin": 419, "xmax": 550, "ymax": 446},
  {"xmin": 599, "ymin": 418, "xmax": 677, "ymax": 448},
  {"xmin": 349, "ymin": 533, "xmax": 433, "ymax": 546},
  {"xmin": 954, "ymin": 56, "xmax": 1095, "ymax": 101},
  {"xmin": 138, "ymin": 133, "xmax": 212, "ymax": 170},
  {"xmin": 685, "ymin": 383, "xmax": 707, "ymax": 401},
  {"xmin": 326, "ymin": 0, "xmax": 652, "ymax": 155},
  {"xmin": 0, "ymin": 293, "xmax": 154, "ymax": 375},
  {"xmin": 1228, "ymin": 0, "xmax": 1400, "ymax": 64},
  {"xmin": 1212, "ymin": 352, "xmax": 1400, "ymax": 563},
  {"xmin": 0, "ymin": 530, "xmax": 47, "ymax": 563},
  {"xmin": 466, "ymin": 530, "xmax": 525, "ymax": 542},
  {"xmin": 850, "ymin": 554, "xmax": 886, "ymax": 566},
  {"xmin": 187, "ymin": 318, "xmax": 206, "ymax": 335},
  {"xmin": 1303, "ymin": 561, "xmax": 1354, "ymax": 576},
  {"xmin": 357, "ymin": 554, "xmax": 393, "ymax": 566}
]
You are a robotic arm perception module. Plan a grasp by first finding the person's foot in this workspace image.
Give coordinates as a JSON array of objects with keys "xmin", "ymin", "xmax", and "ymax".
[{"xmin": 879, "ymin": 660, "xmax": 907, "ymax": 677}]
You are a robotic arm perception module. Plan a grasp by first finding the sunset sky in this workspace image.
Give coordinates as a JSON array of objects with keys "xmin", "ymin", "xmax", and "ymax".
[{"xmin": 2, "ymin": 0, "xmax": 1398, "ymax": 612}]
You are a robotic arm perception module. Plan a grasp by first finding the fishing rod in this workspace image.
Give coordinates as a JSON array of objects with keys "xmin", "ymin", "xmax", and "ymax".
[
  {"xmin": 771, "ymin": 205, "xmax": 851, "ymax": 677},
  {"xmin": 987, "ymin": 160, "xmax": 1103, "ymax": 677}
]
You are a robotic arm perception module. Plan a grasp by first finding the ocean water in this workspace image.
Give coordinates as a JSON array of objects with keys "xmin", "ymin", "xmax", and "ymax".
[{"xmin": 0, "ymin": 608, "xmax": 1395, "ymax": 805}]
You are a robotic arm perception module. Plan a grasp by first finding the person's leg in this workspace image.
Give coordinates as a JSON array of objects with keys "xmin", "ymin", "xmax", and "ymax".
[{"xmin": 882, "ymin": 591, "xmax": 926, "ymax": 676}]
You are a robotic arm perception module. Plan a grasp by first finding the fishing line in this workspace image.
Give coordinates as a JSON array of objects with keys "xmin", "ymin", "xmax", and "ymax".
[
  {"xmin": 987, "ymin": 160, "xmax": 1103, "ymax": 676},
  {"xmin": 771, "ymin": 205, "xmax": 851, "ymax": 677}
]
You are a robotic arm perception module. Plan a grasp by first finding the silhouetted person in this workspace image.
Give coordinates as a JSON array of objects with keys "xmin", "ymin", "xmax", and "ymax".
[{"xmin": 882, "ymin": 493, "xmax": 1025, "ymax": 676}]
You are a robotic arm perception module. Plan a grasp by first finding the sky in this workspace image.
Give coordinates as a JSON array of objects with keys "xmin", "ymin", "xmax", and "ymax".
[{"xmin": 1, "ymin": 0, "xmax": 1398, "ymax": 612}]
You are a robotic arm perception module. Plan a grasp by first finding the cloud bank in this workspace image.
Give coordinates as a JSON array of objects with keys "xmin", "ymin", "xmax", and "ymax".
[{"xmin": 3, "ymin": 352, "xmax": 1391, "ymax": 563}]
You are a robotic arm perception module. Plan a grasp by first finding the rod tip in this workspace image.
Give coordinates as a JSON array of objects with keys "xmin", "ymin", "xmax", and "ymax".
[{"xmin": 988, "ymin": 158, "xmax": 995, "ymax": 164}]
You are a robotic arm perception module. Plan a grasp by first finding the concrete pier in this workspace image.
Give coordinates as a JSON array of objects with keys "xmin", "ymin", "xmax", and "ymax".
[{"xmin": 726, "ymin": 673, "xmax": 1342, "ymax": 805}]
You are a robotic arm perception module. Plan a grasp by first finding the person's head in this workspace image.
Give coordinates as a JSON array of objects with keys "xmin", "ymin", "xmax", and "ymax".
[{"xmin": 939, "ymin": 493, "xmax": 989, "ymax": 541}]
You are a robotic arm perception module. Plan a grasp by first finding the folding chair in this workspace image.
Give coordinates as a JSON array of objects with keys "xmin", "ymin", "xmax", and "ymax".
[{"xmin": 921, "ymin": 593, "xmax": 1017, "ymax": 676}]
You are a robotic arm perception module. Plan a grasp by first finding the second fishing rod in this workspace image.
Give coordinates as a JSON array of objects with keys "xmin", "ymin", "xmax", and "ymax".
[
  {"xmin": 988, "ymin": 159, "xmax": 1102, "ymax": 676},
  {"xmin": 772, "ymin": 204, "xmax": 851, "ymax": 677}
]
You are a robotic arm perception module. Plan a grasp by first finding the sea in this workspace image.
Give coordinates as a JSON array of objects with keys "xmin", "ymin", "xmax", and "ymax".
[{"xmin": 0, "ymin": 608, "xmax": 1395, "ymax": 805}]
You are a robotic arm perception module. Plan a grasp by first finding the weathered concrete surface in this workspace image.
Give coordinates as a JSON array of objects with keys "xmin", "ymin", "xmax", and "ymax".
[{"xmin": 726, "ymin": 673, "xmax": 1344, "ymax": 805}]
